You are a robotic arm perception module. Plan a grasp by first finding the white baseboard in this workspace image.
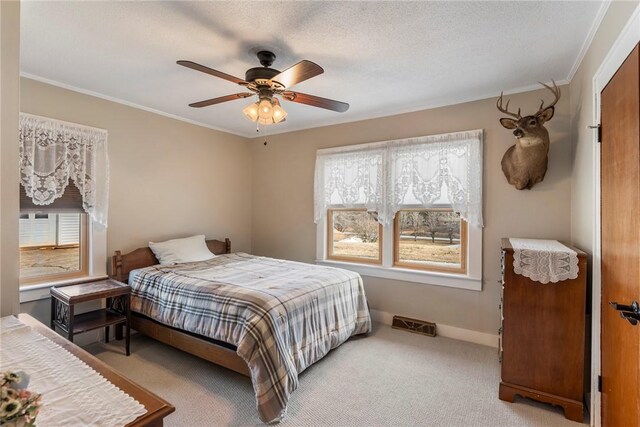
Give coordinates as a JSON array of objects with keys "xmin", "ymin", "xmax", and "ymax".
[{"xmin": 370, "ymin": 309, "xmax": 499, "ymax": 348}]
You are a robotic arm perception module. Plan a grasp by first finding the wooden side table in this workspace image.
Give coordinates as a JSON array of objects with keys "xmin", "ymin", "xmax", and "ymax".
[{"xmin": 51, "ymin": 279, "xmax": 131, "ymax": 355}]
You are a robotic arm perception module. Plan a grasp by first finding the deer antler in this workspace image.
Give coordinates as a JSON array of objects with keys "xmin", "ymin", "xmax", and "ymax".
[
  {"xmin": 496, "ymin": 92, "xmax": 521, "ymax": 119},
  {"xmin": 537, "ymin": 80, "xmax": 561, "ymax": 112}
]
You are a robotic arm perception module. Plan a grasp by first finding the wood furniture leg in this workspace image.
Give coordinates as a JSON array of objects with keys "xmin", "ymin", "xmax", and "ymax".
[
  {"xmin": 111, "ymin": 294, "xmax": 130, "ymax": 355},
  {"xmin": 50, "ymin": 297, "xmax": 56, "ymax": 329},
  {"xmin": 500, "ymin": 382, "xmax": 584, "ymax": 422},
  {"xmin": 67, "ymin": 304, "xmax": 75, "ymax": 342},
  {"xmin": 125, "ymin": 296, "xmax": 131, "ymax": 356},
  {"xmin": 563, "ymin": 405, "xmax": 585, "ymax": 423},
  {"xmin": 498, "ymin": 382, "xmax": 516, "ymax": 403},
  {"xmin": 115, "ymin": 321, "xmax": 124, "ymax": 340},
  {"xmin": 105, "ymin": 297, "xmax": 111, "ymax": 343}
]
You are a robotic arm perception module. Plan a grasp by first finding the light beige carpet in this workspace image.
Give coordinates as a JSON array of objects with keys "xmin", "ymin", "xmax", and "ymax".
[{"xmin": 86, "ymin": 324, "xmax": 587, "ymax": 426}]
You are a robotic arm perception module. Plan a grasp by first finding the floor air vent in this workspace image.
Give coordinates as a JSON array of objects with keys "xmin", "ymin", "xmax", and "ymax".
[{"xmin": 392, "ymin": 315, "xmax": 437, "ymax": 337}]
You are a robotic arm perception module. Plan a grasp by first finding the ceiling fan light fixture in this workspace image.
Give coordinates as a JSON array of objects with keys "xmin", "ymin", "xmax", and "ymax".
[
  {"xmin": 257, "ymin": 116, "xmax": 273, "ymax": 125},
  {"xmin": 242, "ymin": 102, "xmax": 259, "ymax": 122},
  {"xmin": 271, "ymin": 98, "xmax": 287, "ymax": 124},
  {"xmin": 243, "ymin": 97, "xmax": 287, "ymax": 125},
  {"xmin": 257, "ymin": 98, "xmax": 273, "ymax": 119}
]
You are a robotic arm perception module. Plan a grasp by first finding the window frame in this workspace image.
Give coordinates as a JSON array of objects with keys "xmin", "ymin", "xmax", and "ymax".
[
  {"xmin": 19, "ymin": 213, "xmax": 90, "ymax": 286},
  {"xmin": 393, "ymin": 208, "xmax": 468, "ymax": 274},
  {"xmin": 19, "ymin": 216, "xmax": 108, "ymax": 303},
  {"xmin": 327, "ymin": 208, "xmax": 383, "ymax": 265},
  {"xmin": 316, "ymin": 209, "xmax": 482, "ymax": 291}
]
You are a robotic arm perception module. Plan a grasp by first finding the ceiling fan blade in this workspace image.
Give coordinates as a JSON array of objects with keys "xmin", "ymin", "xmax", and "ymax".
[
  {"xmin": 177, "ymin": 60, "xmax": 247, "ymax": 85},
  {"xmin": 272, "ymin": 60, "xmax": 324, "ymax": 88},
  {"xmin": 188, "ymin": 93, "xmax": 253, "ymax": 108},
  {"xmin": 281, "ymin": 91, "xmax": 349, "ymax": 113}
]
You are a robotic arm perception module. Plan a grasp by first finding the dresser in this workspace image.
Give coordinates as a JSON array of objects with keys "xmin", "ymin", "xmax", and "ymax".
[
  {"xmin": 499, "ymin": 238, "xmax": 588, "ymax": 422},
  {"xmin": 7, "ymin": 314, "xmax": 174, "ymax": 426}
]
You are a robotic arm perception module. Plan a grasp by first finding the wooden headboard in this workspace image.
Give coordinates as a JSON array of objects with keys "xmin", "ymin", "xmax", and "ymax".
[{"xmin": 111, "ymin": 238, "xmax": 231, "ymax": 283}]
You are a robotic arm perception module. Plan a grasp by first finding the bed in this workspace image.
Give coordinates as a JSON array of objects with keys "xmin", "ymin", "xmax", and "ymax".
[{"xmin": 111, "ymin": 238, "xmax": 371, "ymax": 423}]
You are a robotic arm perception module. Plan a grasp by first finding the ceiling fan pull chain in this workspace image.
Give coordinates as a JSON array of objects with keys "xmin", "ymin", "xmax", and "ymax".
[{"xmin": 255, "ymin": 122, "xmax": 268, "ymax": 145}]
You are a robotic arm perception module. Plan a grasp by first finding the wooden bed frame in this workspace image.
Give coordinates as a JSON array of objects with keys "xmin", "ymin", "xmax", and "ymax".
[{"xmin": 111, "ymin": 238, "xmax": 251, "ymax": 377}]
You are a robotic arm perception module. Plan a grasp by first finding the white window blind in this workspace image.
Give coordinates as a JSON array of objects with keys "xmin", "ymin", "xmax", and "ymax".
[{"xmin": 314, "ymin": 130, "xmax": 483, "ymax": 228}]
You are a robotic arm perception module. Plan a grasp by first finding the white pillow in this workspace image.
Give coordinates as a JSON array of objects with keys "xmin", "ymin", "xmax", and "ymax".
[{"xmin": 149, "ymin": 235, "xmax": 215, "ymax": 265}]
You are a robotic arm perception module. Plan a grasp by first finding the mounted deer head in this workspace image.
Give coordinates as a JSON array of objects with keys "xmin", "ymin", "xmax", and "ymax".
[{"xmin": 497, "ymin": 81, "xmax": 561, "ymax": 190}]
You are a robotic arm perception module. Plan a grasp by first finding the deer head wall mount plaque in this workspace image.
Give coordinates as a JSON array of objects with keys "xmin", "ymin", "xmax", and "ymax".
[{"xmin": 497, "ymin": 81, "xmax": 561, "ymax": 190}]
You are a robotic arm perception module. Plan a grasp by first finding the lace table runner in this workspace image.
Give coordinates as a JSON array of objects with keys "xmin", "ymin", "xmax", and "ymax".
[
  {"xmin": 509, "ymin": 238, "xmax": 579, "ymax": 284},
  {"xmin": 0, "ymin": 316, "xmax": 146, "ymax": 427}
]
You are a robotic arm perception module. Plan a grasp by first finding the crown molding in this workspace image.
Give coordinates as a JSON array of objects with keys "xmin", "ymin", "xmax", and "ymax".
[
  {"xmin": 254, "ymin": 79, "xmax": 571, "ymax": 138},
  {"xmin": 566, "ymin": 0, "xmax": 611, "ymax": 81},
  {"xmin": 20, "ymin": 72, "xmax": 248, "ymax": 138},
  {"xmin": 22, "ymin": 72, "xmax": 570, "ymax": 140}
]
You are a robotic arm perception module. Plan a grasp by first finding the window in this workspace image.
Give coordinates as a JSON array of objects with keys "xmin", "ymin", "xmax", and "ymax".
[
  {"xmin": 18, "ymin": 114, "xmax": 109, "ymax": 301},
  {"xmin": 314, "ymin": 130, "xmax": 483, "ymax": 290},
  {"xmin": 19, "ymin": 182, "xmax": 89, "ymax": 285},
  {"xmin": 394, "ymin": 209, "xmax": 466, "ymax": 273},
  {"xmin": 19, "ymin": 213, "xmax": 88, "ymax": 284},
  {"xmin": 328, "ymin": 209, "xmax": 382, "ymax": 264}
]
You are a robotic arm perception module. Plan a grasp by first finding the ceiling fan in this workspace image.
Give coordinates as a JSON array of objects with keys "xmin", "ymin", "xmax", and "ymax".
[{"xmin": 177, "ymin": 50, "xmax": 349, "ymax": 126}]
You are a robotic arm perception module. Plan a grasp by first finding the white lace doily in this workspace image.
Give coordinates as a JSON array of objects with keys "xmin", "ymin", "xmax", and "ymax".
[
  {"xmin": 0, "ymin": 316, "xmax": 146, "ymax": 427},
  {"xmin": 509, "ymin": 238, "xmax": 579, "ymax": 284}
]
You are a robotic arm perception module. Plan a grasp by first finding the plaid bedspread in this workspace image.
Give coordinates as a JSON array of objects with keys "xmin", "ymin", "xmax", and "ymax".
[{"xmin": 129, "ymin": 253, "xmax": 371, "ymax": 423}]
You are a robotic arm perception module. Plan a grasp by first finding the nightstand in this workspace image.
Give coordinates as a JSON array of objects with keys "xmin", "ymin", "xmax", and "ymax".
[{"xmin": 50, "ymin": 279, "xmax": 131, "ymax": 355}]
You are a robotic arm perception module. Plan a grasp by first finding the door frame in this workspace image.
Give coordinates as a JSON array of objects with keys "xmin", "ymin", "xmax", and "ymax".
[{"xmin": 591, "ymin": 5, "xmax": 640, "ymax": 426}]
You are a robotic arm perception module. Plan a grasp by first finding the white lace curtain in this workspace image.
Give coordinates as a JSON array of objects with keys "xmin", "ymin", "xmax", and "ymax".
[
  {"xmin": 314, "ymin": 130, "xmax": 483, "ymax": 228},
  {"xmin": 19, "ymin": 113, "xmax": 110, "ymax": 228},
  {"xmin": 314, "ymin": 145, "xmax": 387, "ymax": 220}
]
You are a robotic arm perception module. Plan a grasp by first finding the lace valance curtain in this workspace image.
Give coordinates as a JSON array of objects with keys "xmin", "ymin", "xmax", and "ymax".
[
  {"xmin": 314, "ymin": 145, "xmax": 388, "ymax": 223},
  {"xmin": 314, "ymin": 130, "xmax": 483, "ymax": 228},
  {"xmin": 19, "ymin": 113, "xmax": 110, "ymax": 228}
]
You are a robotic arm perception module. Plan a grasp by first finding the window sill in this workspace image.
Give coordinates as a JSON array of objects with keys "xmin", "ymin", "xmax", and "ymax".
[
  {"xmin": 316, "ymin": 259, "xmax": 482, "ymax": 291},
  {"xmin": 19, "ymin": 275, "xmax": 109, "ymax": 303}
]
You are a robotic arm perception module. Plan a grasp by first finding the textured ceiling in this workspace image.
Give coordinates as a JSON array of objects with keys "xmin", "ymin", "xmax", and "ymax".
[{"xmin": 20, "ymin": 1, "xmax": 603, "ymax": 137}]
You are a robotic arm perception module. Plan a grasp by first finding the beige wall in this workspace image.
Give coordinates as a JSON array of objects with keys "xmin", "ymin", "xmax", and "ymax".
[
  {"xmin": 19, "ymin": 77, "xmax": 253, "ymax": 323},
  {"xmin": 11, "ymin": 2, "xmax": 636, "ymax": 336},
  {"xmin": 20, "ymin": 78, "xmax": 253, "ymax": 255},
  {"xmin": 1, "ymin": 0, "xmax": 21, "ymax": 316},
  {"xmin": 570, "ymin": 1, "xmax": 639, "ymax": 253},
  {"xmin": 250, "ymin": 86, "xmax": 572, "ymax": 334}
]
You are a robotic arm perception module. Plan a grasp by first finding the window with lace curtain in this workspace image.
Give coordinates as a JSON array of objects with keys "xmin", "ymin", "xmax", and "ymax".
[
  {"xmin": 314, "ymin": 130, "xmax": 483, "ymax": 290},
  {"xmin": 18, "ymin": 113, "xmax": 109, "ymax": 294}
]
